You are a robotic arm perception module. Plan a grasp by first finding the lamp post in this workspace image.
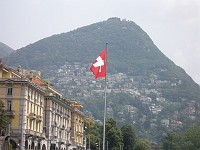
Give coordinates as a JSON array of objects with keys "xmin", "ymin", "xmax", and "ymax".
[
  {"xmin": 88, "ymin": 135, "xmax": 90, "ymax": 150},
  {"xmin": 99, "ymin": 140, "xmax": 100, "ymax": 150},
  {"xmin": 107, "ymin": 141, "xmax": 108, "ymax": 150},
  {"xmin": 85, "ymin": 126, "xmax": 90, "ymax": 150},
  {"xmin": 96, "ymin": 140, "xmax": 100, "ymax": 150},
  {"xmin": 84, "ymin": 135, "xmax": 87, "ymax": 150}
]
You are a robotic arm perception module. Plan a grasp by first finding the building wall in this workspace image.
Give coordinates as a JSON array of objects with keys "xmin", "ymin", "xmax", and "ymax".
[
  {"xmin": 25, "ymin": 85, "xmax": 44, "ymax": 134},
  {"xmin": 0, "ymin": 64, "xmax": 85, "ymax": 150},
  {"xmin": 45, "ymin": 96, "xmax": 73, "ymax": 150},
  {"xmin": 71, "ymin": 109, "xmax": 84, "ymax": 149}
]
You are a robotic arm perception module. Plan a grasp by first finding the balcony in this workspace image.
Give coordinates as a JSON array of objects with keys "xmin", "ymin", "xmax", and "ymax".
[
  {"xmin": 60, "ymin": 125, "xmax": 65, "ymax": 130},
  {"xmin": 43, "ymin": 126, "xmax": 47, "ymax": 133},
  {"xmin": 25, "ymin": 129, "xmax": 35, "ymax": 136},
  {"xmin": 34, "ymin": 132, "xmax": 41, "ymax": 137},
  {"xmin": 76, "ymin": 131, "xmax": 81, "ymax": 135},
  {"xmin": 51, "ymin": 121, "xmax": 57, "ymax": 127},
  {"xmin": 55, "ymin": 110, "xmax": 59, "ymax": 115},
  {"xmin": 58, "ymin": 138, "xmax": 65, "ymax": 144},
  {"xmin": 6, "ymin": 110, "xmax": 15, "ymax": 117},
  {"xmin": 39, "ymin": 133, "xmax": 46, "ymax": 140},
  {"xmin": 29, "ymin": 113, "xmax": 36, "ymax": 120},
  {"xmin": 50, "ymin": 135, "xmax": 57, "ymax": 140},
  {"xmin": 36, "ymin": 115, "xmax": 43, "ymax": 122},
  {"xmin": 67, "ymin": 127, "xmax": 71, "ymax": 132}
]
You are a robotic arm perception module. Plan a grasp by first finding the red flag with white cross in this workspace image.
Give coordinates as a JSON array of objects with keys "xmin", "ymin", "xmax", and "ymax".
[{"xmin": 90, "ymin": 49, "xmax": 106, "ymax": 78}]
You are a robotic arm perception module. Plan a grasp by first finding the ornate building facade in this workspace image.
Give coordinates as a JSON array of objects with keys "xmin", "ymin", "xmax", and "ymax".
[{"xmin": 0, "ymin": 63, "xmax": 85, "ymax": 150}]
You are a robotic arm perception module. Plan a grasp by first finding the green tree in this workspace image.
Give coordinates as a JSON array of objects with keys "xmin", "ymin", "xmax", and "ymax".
[
  {"xmin": 162, "ymin": 132, "xmax": 181, "ymax": 150},
  {"xmin": 161, "ymin": 126, "xmax": 200, "ymax": 150},
  {"xmin": 106, "ymin": 118, "xmax": 123, "ymax": 150},
  {"xmin": 121, "ymin": 125, "xmax": 136, "ymax": 150},
  {"xmin": 0, "ymin": 100, "xmax": 9, "ymax": 135},
  {"xmin": 85, "ymin": 117, "xmax": 101, "ymax": 150},
  {"xmin": 182, "ymin": 126, "xmax": 200, "ymax": 150},
  {"xmin": 133, "ymin": 139, "xmax": 151, "ymax": 150}
]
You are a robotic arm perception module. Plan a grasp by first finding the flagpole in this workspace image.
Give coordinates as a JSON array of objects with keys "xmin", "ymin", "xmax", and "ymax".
[{"xmin": 103, "ymin": 43, "xmax": 108, "ymax": 150}]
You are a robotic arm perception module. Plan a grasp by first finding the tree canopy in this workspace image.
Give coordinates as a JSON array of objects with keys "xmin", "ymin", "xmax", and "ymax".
[
  {"xmin": 121, "ymin": 125, "xmax": 136, "ymax": 150},
  {"xmin": 0, "ymin": 100, "xmax": 9, "ymax": 135},
  {"xmin": 162, "ymin": 126, "xmax": 200, "ymax": 150}
]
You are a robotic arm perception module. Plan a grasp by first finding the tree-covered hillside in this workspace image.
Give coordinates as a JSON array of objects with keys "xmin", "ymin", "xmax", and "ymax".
[
  {"xmin": 4, "ymin": 17, "xmax": 174, "ymax": 72},
  {"xmin": 0, "ymin": 42, "xmax": 14, "ymax": 57},
  {"xmin": 4, "ymin": 17, "xmax": 200, "ymax": 100},
  {"xmin": 3, "ymin": 17, "xmax": 200, "ymax": 142}
]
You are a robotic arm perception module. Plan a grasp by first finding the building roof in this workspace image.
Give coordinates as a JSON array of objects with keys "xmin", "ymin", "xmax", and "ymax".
[{"xmin": 32, "ymin": 77, "xmax": 48, "ymax": 86}]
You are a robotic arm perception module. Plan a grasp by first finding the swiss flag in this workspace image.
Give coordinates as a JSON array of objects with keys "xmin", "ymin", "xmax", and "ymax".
[{"xmin": 90, "ymin": 49, "xmax": 106, "ymax": 78}]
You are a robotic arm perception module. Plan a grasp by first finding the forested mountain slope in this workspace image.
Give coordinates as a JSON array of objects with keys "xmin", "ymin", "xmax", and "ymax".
[
  {"xmin": 4, "ymin": 17, "xmax": 200, "ymax": 141},
  {"xmin": 0, "ymin": 42, "xmax": 14, "ymax": 57}
]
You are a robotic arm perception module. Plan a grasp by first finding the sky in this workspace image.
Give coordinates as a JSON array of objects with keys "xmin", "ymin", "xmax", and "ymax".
[{"xmin": 0, "ymin": 0, "xmax": 200, "ymax": 84}]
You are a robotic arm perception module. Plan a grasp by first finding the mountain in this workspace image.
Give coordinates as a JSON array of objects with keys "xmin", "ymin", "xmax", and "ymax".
[
  {"xmin": 4, "ymin": 17, "xmax": 200, "ymax": 100},
  {"xmin": 4, "ymin": 17, "xmax": 200, "ymax": 141},
  {"xmin": 0, "ymin": 42, "xmax": 14, "ymax": 57},
  {"xmin": 3, "ymin": 18, "xmax": 172, "ymax": 72}
]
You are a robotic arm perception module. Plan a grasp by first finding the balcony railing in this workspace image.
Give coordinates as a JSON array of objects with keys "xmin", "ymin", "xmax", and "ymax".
[
  {"xmin": 39, "ymin": 133, "xmax": 46, "ymax": 140},
  {"xmin": 67, "ymin": 127, "xmax": 71, "ymax": 132},
  {"xmin": 25, "ymin": 129, "xmax": 35, "ymax": 136},
  {"xmin": 6, "ymin": 110, "xmax": 15, "ymax": 117},
  {"xmin": 36, "ymin": 115, "xmax": 43, "ymax": 122},
  {"xmin": 58, "ymin": 138, "xmax": 65, "ymax": 144},
  {"xmin": 60, "ymin": 125, "xmax": 65, "ymax": 130},
  {"xmin": 29, "ymin": 113, "xmax": 36, "ymax": 120}
]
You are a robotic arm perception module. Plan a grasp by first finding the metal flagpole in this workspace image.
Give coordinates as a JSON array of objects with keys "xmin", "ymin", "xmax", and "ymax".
[{"xmin": 103, "ymin": 43, "xmax": 108, "ymax": 150}]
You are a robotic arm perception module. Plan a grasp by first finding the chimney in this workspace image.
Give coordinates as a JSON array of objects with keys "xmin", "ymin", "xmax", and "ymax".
[
  {"xmin": 17, "ymin": 65, "xmax": 21, "ymax": 72},
  {"xmin": 29, "ymin": 71, "xmax": 33, "ymax": 79}
]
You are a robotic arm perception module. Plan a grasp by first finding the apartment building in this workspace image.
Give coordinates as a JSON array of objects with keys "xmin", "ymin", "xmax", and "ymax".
[
  {"xmin": 32, "ymin": 76, "xmax": 73, "ymax": 150},
  {"xmin": 29, "ymin": 73, "xmax": 85, "ymax": 150},
  {"xmin": 0, "ymin": 63, "xmax": 85, "ymax": 150},
  {"xmin": 0, "ymin": 64, "xmax": 46, "ymax": 150},
  {"xmin": 68, "ymin": 100, "xmax": 84, "ymax": 150}
]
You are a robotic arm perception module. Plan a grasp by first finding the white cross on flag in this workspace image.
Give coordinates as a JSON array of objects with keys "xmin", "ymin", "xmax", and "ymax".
[{"xmin": 90, "ymin": 49, "xmax": 106, "ymax": 78}]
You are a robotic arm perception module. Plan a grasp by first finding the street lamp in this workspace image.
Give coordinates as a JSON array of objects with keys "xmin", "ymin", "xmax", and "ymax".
[
  {"xmin": 85, "ymin": 126, "xmax": 90, "ymax": 150},
  {"xmin": 95, "ymin": 139, "xmax": 101, "ymax": 150}
]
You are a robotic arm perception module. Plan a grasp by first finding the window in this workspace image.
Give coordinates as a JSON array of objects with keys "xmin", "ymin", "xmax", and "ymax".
[
  {"xmin": 37, "ymin": 94, "xmax": 40, "ymax": 103},
  {"xmin": 27, "ymin": 119, "xmax": 29, "ymax": 129},
  {"xmin": 28, "ymin": 88, "xmax": 30, "ymax": 99},
  {"xmin": 36, "ymin": 122, "xmax": 38, "ymax": 132},
  {"xmin": 7, "ymin": 101, "xmax": 12, "ymax": 110},
  {"xmin": 39, "ymin": 122, "xmax": 40, "ymax": 132},
  {"xmin": 30, "ymin": 120, "xmax": 32, "ymax": 130},
  {"xmin": 31, "ymin": 104, "xmax": 32, "ymax": 113},
  {"xmin": 7, "ymin": 87, "xmax": 12, "ymax": 95},
  {"xmin": 27, "ymin": 102, "xmax": 29, "ymax": 113},
  {"xmin": 52, "ymin": 102, "xmax": 54, "ymax": 109},
  {"xmin": 31, "ymin": 89, "xmax": 33, "ymax": 100}
]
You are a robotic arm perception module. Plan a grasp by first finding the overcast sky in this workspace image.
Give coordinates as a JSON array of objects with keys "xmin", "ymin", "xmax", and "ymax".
[{"xmin": 0, "ymin": 0, "xmax": 200, "ymax": 84}]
